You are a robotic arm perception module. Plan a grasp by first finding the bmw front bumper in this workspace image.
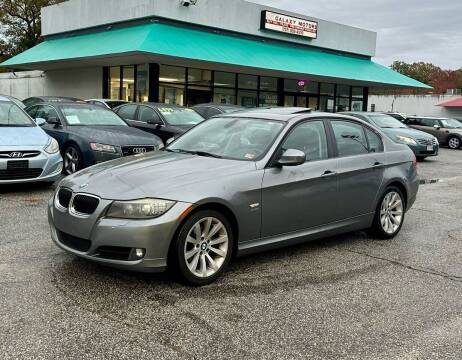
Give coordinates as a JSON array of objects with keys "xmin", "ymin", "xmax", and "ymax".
[
  {"xmin": 0, "ymin": 146, "xmax": 63, "ymax": 185},
  {"xmin": 48, "ymin": 192, "xmax": 192, "ymax": 272}
]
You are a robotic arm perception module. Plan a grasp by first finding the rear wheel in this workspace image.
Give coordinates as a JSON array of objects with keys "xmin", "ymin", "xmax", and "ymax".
[
  {"xmin": 371, "ymin": 187, "xmax": 405, "ymax": 239},
  {"xmin": 416, "ymin": 156, "xmax": 427, "ymax": 162},
  {"xmin": 448, "ymin": 136, "xmax": 461, "ymax": 149},
  {"xmin": 172, "ymin": 210, "xmax": 233, "ymax": 286},
  {"xmin": 63, "ymin": 145, "xmax": 82, "ymax": 175}
]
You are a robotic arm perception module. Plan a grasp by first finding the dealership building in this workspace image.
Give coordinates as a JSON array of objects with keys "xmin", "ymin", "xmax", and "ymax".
[{"xmin": 1, "ymin": 0, "xmax": 429, "ymax": 110}]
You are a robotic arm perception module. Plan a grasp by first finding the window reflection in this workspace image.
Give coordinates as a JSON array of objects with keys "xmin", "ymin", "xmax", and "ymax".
[
  {"xmin": 136, "ymin": 65, "xmax": 149, "ymax": 102},
  {"xmin": 121, "ymin": 66, "xmax": 135, "ymax": 102},
  {"xmin": 109, "ymin": 67, "xmax": 120, "ymax": 100}
]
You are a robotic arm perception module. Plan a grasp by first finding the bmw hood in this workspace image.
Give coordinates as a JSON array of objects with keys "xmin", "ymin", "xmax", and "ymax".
[
  {"xmin": 60, "ymin": 151, "xmax": 256, "ymax": 201},
  {"xmin": 0, "ymin": 126, "xmax": 49, "ymax": 146},
  {"xmin": 381, "ymin": 127, "xmax": 434, "ymax": 141},
  {"xmin": 68, "ymin": 126, "xmax": 162, "ymax": 146}
]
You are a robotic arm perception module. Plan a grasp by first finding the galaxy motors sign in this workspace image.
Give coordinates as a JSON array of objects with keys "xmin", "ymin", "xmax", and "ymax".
[{"xmin": 261, "ymin": 11, "xmax": 318, "ymax": 39}]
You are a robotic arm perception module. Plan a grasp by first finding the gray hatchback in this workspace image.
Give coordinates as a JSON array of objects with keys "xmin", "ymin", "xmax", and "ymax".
[{"xmin": 48, "ymin": 108, "xmax": 419, "ymax": 285}]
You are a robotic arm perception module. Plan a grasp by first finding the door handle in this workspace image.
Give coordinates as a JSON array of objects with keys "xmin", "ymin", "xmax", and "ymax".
[{"xmin": 321, "ymin": 170, "xmax": 337, "ymax": 178}]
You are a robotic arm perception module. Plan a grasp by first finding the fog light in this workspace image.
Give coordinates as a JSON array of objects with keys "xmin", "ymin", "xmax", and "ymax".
[{"xmin": 135, "ymin": 248, "xmax": 146, "ymax": 259}]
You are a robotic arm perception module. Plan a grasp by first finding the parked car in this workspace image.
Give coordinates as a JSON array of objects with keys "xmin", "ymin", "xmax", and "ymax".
[
  {"xmin": 1, "ymin": 95, "xmax": 25, "ymax": 108},
  {"xmin": 384, "ymin": 112, "xmax": 408, "ymax": 122},
  {"xmin": 114, "ymin": 103, "xmax": 205, "ymax": 143},
  {"xmin": 25, "ymin": 102, "xmax": 163, "ymax": 175},
  {"xmin": 343, "ymin": 112, "xmax": 439, "ymax": 161},
  {"xmin": 48, "ymin": 109, "xmax": 418, "ymax": 285},
  {"xmin": 0, "ymin": 96, "xmax": 62, "ymax": 184},
  {"xmin": 23, "ymin": 96, "xmax": 84, "ymax": 108},
  {"xmin": 404, "ymin": 116, "xmax": 462, "ymax": 149},
  {"xmin": 85, "ymin": 99, "xmax": 128, "ymax": 109},
  {"xmin": 192, "ymin": 103, "xmax": 245, "ymax": 119}
]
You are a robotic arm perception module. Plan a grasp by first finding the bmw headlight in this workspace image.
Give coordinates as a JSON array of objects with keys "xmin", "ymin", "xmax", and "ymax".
[
  {"xmin": 106, "ymin": 198, "xmax": 176, "ymax": 219},
  {"xmin": 90, "ymin": 143, "xmax": 117, "ymax": 153},
  {"xmin": 396, "ymin": 136, "xmax": 417, "ymax": 145},
  {"xmin": 44, "ymin": 138, "xmax": 60, "ymax": 154}
]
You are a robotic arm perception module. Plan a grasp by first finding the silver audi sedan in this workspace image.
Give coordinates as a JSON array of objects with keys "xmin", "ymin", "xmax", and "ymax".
[{"xmin": 49, "ymin": 108, "xmax": 419, "ymax": 285}]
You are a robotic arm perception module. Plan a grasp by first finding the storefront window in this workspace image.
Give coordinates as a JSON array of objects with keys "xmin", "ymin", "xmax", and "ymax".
[
  {"xmin": 320, "ymin": 83, "xmax": 335, "ymax": 96},
  {"xmin": 336, "ymin": 97, "xmax": 350, "ymax": 112},
  {"xmin": 259, "ymin": 92, "xmax": 278, "ymax": 107},
  {"xmin": 214, "ymin": 88, "xmax": 236, "ymax": 105},
  {"xmin": 285, "ymin": 79, "xmax": 319, "ymax": 94},
  {"xmin": 214, "ymin": 72, "xmax": 236, "ymax": 88},
  {"xmin": 337, "ymin": 85, "xmax": 351, "ymax": 97},
  {"xmin": 320, "ymin": 96, "xmax": 335, "ymax": 112},
  {"xmin": 188, "ymin": 68, "xmax": 212, "ymax": 87},
  {"xmin": 121, "ymin": 66, "xmax": 135, "ymax": 102},
  {"xmin": 136, "ymin": 65, "xmax": 149, "ymax": 102},
  {"xmin": 238, "ymin": 74, "xmax": 258, "ymax": 90},
  {"xmin": 351, "ymin": 100, "xmax": 364, "ymax": 111},
  {"xmin": 260, "ymin": 77, "xmax": 278, "ymax": 91},
  {"xmin": 308, "ymin": 97, "xmax": 319, "ymax": 110},
  {"xmin": 159, "ymin": 65, "xmax": 186, "ymax": 83},
  {"xmin": 284, "ymin": 95, "xmax": 295, "ymax": 107},
  {"xmin": 238, "ymin": 90, "xmax": 258, "ymax": 107},
  {"xmin": 159, "ymin": 84, "xmax": 185, "ymax": 105},
  {"xmin": 352, "ymin": 86, "xmax": 365, "ymax": 98},
  {"xmin": 109, "ymin": 67, "xmax": 120, "ymax": 100}
]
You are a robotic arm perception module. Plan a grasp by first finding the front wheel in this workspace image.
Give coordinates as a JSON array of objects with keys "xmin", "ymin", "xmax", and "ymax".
[
  {"xmin": 172, "ymin": 210, "xmax": 233, "ymax": 286},
  {"xmin": 448, "ymin": 136, "xmax": 461, "ymax": 150},
  {"xmin": 371, "ymin": 187, "xmax": 405, "ymax": 239},
  {"xmin": 63, "ymin": 145, "xmax": 82, "ymax": 175}
]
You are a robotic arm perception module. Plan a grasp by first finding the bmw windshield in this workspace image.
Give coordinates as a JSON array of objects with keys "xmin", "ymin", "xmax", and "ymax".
[
  {"xmin": 167, "ymin": 117, "xmax": 285, "ymax": 161},
  {"xmin": 0, "ymin": 101, "xmax": 35, "ymax": 127},
  {"xmin": 61, "ymin": 105, "xmax": 128, "ymax": 126},
  {"xmin": 368, "ymin": 114, "xmax": 407, "ymax": 129}
]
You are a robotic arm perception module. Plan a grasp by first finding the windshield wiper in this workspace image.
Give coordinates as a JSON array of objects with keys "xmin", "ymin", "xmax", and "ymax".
[{"xmin": 166, "ymin": 148, "xmax": 222, "ymax": 158}]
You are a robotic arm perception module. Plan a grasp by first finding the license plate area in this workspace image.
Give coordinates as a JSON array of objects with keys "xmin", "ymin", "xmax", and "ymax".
[
  {"xmin": 7, "ymin": 160, "xmax": 29, "ymax": 170},
  {"xmin": 426, "ymin": 145, "xmax": 433, "ymax": 151}
]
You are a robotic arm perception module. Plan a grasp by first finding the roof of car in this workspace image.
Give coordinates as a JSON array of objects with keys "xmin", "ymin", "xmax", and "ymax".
[
  {"xmin": 193, "ymin": 103, "xmax": 244, "ymax": 108},
  {"xmin": 0, "ymin": 95, "xmax": 10, "ymax": 102},
  {"xmin": 406, "ymin": 116, "xmax": 449, "ymax": 120},
  {"xmin": 86, "ymin": 99, "xmax": 128, "ymax": 102},
  {"xmin": 224, "ymin": 108, "xmax": 359, "ymax": 122},
  {"xmin": 141, "ymin": 102, "xmax": 184, "ymax": 108}
]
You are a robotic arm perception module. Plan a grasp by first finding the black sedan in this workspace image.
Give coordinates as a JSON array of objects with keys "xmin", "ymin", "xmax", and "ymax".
[
  {"xmin": 114, "ymin": 103, "xmax": 205, "ymax": 143},
  {"xmin": 192, "ymin": 103, "xmax": 245, "ymax": 119},
  {"xmin": 25, "ymin": 102, "xmax": 163, "ymax": 174},
  {"xmin": 23, "ymin": 96, "xmax": 84, "ymax": 108}
]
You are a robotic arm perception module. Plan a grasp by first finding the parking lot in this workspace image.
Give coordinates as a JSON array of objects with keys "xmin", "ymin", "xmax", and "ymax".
[{"xmin": 0, "ymin": 149, "xmax": 461, "ymax": 360}]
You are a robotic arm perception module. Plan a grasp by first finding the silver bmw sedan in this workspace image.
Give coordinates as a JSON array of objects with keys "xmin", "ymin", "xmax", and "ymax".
[{"xmin": 48, "ymin": 108, "xmax": 419, "ymax": 285}]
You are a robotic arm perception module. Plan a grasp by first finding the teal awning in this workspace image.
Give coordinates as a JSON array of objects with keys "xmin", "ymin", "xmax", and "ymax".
[{"xmin": 1, "ymin": 22, "xmax": 430, "ymax": 89}]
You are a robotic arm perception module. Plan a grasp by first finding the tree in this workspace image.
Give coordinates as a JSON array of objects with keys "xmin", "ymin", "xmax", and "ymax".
[{"xmin": 0, "ymin": 0, "xmax": 66, "ymax": 59}]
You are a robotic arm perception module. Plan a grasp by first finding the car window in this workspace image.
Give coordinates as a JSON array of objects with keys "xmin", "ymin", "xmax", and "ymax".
[
  {"xmin": 332, "ymin": 121, "xmax": 369, "ymax": 157},
  {"xmin": 365, "ymin": 127, "xmax": 383, "ymax": 153},
  {"xmin": 23, "ymin": 98, "xmax": 38, "ymax": 108},
  {"xmin": 440, "ymin": 119, "xmax": 462, "ymax": 129},
  {"xmin": 157, "ymin": 107, "xmax": 204, "ymax": 126},
  {"xmin": 139, "ymin": 106, "xmax": 162, "ymax": 123},
  {"xmin": 35, "ymin": 105, "xmax": 59, "ymax": 123},
  {"xmin": 26, "ymin": 106, "xmax": 38, "ymax": 119},
  {"xmin": 60, "ymin": 105, "xmax": 127, "ymax": 126},
  {"xmin": 420, "ymin": 118, "xmax": 438, "ymax": 127},
  {"xmin": 0, "ymin": 101, "xmax": 35, "ymax": 127},
  {"xmin": 117, "ymin": 104, "xmax": 138, "ymax": 120},
  {"xmin": 282, "ymin": 121, "xmax": 328, "ymax": 162}
]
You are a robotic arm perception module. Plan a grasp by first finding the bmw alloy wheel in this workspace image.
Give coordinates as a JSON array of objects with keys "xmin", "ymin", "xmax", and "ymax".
[
  {"xmin": 448, "ymin": 137, "xmax": 460, "ymax": 149},
  {"xmin": 184, "ymin": 217, "xmax": 229, "ymax": 278},
  {"xmin": 379, "ymin": 191, "xmax": 404, "ymax": 235},
  {"xmin": 64, "ymin": 147, "xmax": 80, "ymax": 175}
]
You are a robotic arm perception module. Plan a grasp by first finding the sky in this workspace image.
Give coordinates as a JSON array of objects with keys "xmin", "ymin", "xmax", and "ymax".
[{"xmin": 252, "ymin": 0, "xmax": 462, "ymax": 69}]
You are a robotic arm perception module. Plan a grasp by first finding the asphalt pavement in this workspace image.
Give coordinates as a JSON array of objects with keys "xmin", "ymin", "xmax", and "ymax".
[{"xmin": 0, "ymin": 149, "xmax": 461, "ymax": 360}]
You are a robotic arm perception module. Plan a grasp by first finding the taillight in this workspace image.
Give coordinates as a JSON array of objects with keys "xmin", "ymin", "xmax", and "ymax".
[{"xmin": 411, "ymin": 152, "xmax": 418, "ymax": 170}]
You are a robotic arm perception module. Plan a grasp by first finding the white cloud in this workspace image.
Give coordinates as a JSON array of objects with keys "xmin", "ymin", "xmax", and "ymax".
[{"xmin": 251, "ymin": 0, "xmax": 462, "ymax": 69}]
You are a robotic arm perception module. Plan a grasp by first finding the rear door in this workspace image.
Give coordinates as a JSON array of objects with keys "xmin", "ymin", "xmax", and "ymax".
[
  {"xmin": 330, "ymin": 120, "xmax": 386, "ymax": 220},
  {"xmin": 261, "ymin": 119, "xmax": 339, "ymax": 238}
]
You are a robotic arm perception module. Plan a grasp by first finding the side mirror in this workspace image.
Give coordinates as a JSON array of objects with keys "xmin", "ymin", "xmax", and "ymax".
[
  {"xmin": 147, "ymin": 117, "xmax": 163, "ymax": 127},
  {"xmin": 34, "ymin": 118, "xmax": 46, "ymax": 126},
  {"xmin": 277, "ymin": 149, "xmax": 306, "ymax": 167},
  {"xmin": 433, "ymin": 125, "xmax": 441, "ymax": 130},
  {"xmin": 166, "ymin": 137, "xmax": 175, "ymax": 145},
  {"xmin": 48, "ymin": 116, "xmax": 61, "ymax": 126}
]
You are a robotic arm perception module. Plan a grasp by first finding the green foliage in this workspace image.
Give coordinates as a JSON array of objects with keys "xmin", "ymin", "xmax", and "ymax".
[{"xmin": 0, "ymin": 0, "xmax": 66, "ymax": 58}]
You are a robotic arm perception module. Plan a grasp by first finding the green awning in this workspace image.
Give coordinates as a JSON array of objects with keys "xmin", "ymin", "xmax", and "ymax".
[{"xmin": 1, "ymin": 22, "xmax": 430, "ymax": 89}]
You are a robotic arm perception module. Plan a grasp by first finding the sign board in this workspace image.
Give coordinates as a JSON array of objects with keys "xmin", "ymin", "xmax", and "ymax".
[{"xmin": 261, "ymin": 11, "xmax": 318, "ymax": 39}]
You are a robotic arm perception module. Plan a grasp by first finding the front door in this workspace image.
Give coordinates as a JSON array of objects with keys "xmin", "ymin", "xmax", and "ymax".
[{"xmin": 262, "ymin": 120, "xmax": 338, "ymax": 238}]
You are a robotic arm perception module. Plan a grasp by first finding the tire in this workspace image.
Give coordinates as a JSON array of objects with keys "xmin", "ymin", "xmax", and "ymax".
[
  {"xmin": 447, "ymin": 136, "xmax": 461, "ymax": 150},
  {"xmin": 416, "ymin": 156, "xmax": 426, "ymax": 162},
  {"xmin": 63, "ymin": 145, "xmax": 82, "ymax": 175},
  {"xmin": 172, "ymin": 210, "xmax": 234, "ymax": 286},
  {"xmin": 371, "ymin": 186, "xmax": 406, "ymax": 239}
]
